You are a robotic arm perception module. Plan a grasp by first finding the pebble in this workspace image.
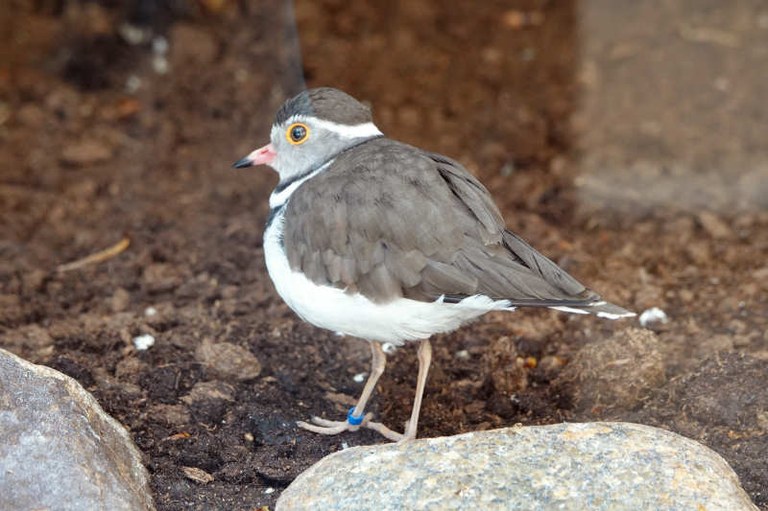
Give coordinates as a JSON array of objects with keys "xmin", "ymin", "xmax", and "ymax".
[
  {"xmin": 194, "ymin": 339, "xmax": 262, "ymax": 381},
  {"xmin": 132, "ymin": 334, "xmax": 155, "ymax": 351},
  {"xmin": 698, "ymin": 211, "xmax": 732, "ymax": 239},
  {"xmin": 277, "ymin": 423, "xmax": 757, "ymax": 511},
  {"xmin": 61, "ymin": 140, "xmax": 113, "ymax": 166},
  {"xmin": 110, "ymin": 287, "xmax": 131, "ymax": 312},
  {"xmin": 141, "ymin": 263, "xmax": 184, "ymax": 293},
  {"xmin": 638, "ymin": 306, "xmax": 669, "ymax": 328}
]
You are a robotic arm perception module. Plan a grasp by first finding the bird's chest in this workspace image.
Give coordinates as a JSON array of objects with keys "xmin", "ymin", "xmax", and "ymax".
[{"xmin": 263, "ymin": 206, "xmax": 330, "ymax": 325}]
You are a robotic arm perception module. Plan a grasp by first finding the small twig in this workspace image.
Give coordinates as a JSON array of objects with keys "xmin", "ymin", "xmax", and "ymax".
[{"xmin": 56, "ymin": 236, "xmax": 131, "ymax": 273}]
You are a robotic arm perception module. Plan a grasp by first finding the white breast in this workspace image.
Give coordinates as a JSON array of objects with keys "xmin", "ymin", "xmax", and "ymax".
[{"xmin": 263, "ymin": 210, "xmax": 512, "ymax": 344}]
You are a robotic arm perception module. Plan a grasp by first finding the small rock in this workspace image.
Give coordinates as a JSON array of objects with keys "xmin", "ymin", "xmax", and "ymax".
[
  {"xmin": 276, "ymin": 423, "xmax": 757, "ymax": 510},
  {"xmin": 0, "ymin": 348, "xmax": 154, "ymax": 510},
  {"xmin": 182, "ymin": 466, "xmax": 214, "ymax": 484},
  {"xmin": 132, "ymin": 334, "xmax": 155, "ymax": 351},
  {"xmin": 147, "ymin": 404, "xmax": 191, "ymax": 426},
  {"xmin": 141, "ymin": 263, "xmax": 183, "ymax": 293},
  {"xmin": 61, "ymin": 140, "xmax": 113, "ymax": 166},
  {"xmin": 555, "ymin": 327, "xmax": 665, "ymax": 412},
  {"xmin": 111, "ymin": 287, "xmax": 131, "ymax": 312},
  {"xmin": 753, "ymin": 266, "xmax": 768, "ymax": 283},
  {"xmin": 698, "ymin": 211, "xmax": 732, "ymax": 239},
  {"xmin": 16, "ymin": 104, "xmax": 46, "ymax": 127},
  {"xmin": 0, "ymin": 293, "xmax": 24, "ymax": 325},
  {"xmin": 21, "ymin": 268, "xmax": 46, "ymax": 291},
  {"xmin": 638, "ymin": 306, "xmax": 669, "ymax": 328},
  {"xmin": 6, "ymin": 324, "xmax": 53, "ymax": 353},
  {"xmin": 182, "ymin": 380, "xmax": 236, "ymax": 405},
  {"xmin": 194, "ymin": 339, "xmax": 261, "ymax": 381}
]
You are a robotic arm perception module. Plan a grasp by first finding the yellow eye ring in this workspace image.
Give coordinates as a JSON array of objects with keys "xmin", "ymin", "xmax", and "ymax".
[{"xmin": 286, "ymin": 122, "xmax": 310, "ymax": 145}]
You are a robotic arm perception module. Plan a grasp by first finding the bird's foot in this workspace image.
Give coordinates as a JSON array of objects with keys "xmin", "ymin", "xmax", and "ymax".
[
  {"xmin": 296, "ymin": 408, "xmax": 373, "ymax": 436},
  {"xmin": 297, "ymin": 408, "xmax": 416, "ymax": 442},
  {"xmin": 365, "ymin": 420, "xmax": 417, "ymax": 442}
]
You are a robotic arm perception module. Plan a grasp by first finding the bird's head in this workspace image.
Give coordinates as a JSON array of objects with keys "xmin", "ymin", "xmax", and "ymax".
[{"xmin": 233, "ymin": 87, "xmax": 382, "ymax": 183}]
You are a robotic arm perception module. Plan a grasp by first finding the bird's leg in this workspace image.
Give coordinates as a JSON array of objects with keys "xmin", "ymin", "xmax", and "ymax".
[
  {"xmin": 297, "ymin": 342, "xmax": 387, "ymax": 435},
  {"xmin": 365, "ymin": 339, "xmax": 432, "ymax": 442}
]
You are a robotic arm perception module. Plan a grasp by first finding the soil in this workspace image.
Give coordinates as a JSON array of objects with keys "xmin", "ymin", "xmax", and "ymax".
[{"xmin": 1, "ymin": 1, "xmax": 767, "ymax": 509}]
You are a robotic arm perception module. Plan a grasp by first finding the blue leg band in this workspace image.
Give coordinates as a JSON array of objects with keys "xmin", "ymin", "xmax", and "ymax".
[{"xmin": 347, "ymin": 407, "xmax": 364, "ymax": 426}]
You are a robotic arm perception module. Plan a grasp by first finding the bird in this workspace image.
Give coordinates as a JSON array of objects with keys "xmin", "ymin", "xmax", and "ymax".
[{"xmin": 233, "ymin": 87, "xmax": 635, "ymax": 442}]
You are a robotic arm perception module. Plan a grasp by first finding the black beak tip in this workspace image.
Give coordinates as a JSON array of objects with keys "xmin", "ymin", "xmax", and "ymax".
[{"xmin": 232, "ymin": 157, "xmax": 252, "ymax": 169}]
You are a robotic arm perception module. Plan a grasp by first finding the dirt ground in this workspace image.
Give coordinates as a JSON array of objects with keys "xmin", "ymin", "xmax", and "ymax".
[{"xmin": 1, "ymin": 1, "xmax": 767, "ymax": 509}]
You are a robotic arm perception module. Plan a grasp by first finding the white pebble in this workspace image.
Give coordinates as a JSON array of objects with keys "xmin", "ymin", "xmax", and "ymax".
[
  {"xmin": 264, "ymin": 487, "xmax": 275, "ymax": 495},
  {"xmin": 118, "ymin": 23, "xmax": 151, "ymax": 45},
  {"xmin": 152, "ymin": 55, "xmax": 169, "ymax": 75},
  {"xmin": 639, "ymin": 307, "xmax": 669, "ymax": 327},
  {"xmin": 144, "ymin": 306, "xmax": 158, "ymax": 317},
  {"xmin": 341, "ymin": 441, "xmax": 350, "ymax": 450},
  {"xmin": 353, "ymin": 372, "xmax": 367, "ymax": 383},
  {"xmin": 152, "ymin": 36, "xmax": 168, "ymax": 55},
  {"xmin": 133, "ymin": 334, "xmax": 155, "ymax": 350},
  {"xmin": 125, "ymin": 75, "xmax": 142, "ymax": 93},
  {"xmin": 455, "ymin": 349, "xmax": 470, "ymax": 360}
]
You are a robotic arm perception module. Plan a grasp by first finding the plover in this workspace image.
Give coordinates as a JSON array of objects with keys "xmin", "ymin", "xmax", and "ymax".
[{"xmin": 233, "ymin": 87, "xmax": 634, "ymax": 441}]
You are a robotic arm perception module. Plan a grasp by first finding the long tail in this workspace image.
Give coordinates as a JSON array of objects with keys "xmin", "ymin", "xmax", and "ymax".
[
  {"xmin": 547, "ymin": 300, "xmax": 636, "ymax": 320},
  {"xmin": 504, "ymin": 292, "xmax": 636, "ymax": 320}
]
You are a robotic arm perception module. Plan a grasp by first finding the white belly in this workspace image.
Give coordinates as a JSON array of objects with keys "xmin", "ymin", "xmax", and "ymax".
[{"xmin": 263, "ymin": 210, "xmax": 512, "ymax": 344}]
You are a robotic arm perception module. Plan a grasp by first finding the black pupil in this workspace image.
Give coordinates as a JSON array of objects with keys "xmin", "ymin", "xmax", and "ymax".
[{"xmin": 291, "ymin": 125, "xmax": 306, "ymax": 141}]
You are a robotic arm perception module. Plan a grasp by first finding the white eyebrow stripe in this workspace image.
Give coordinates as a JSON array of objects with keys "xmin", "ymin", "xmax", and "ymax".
[{"xmin": 278, "ymin": 115, "xmax": 383, "ymax": 139}]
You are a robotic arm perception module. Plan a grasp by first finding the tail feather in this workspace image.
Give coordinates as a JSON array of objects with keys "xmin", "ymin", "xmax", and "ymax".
[{"xmin": 549, "ymin": 300, "xmax": 636, "ymax": 320}]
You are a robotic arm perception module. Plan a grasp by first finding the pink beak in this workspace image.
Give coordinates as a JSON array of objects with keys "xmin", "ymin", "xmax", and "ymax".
[{"xmin": 232, "ymin": 143, "xmax": 277, "ymax": 168}]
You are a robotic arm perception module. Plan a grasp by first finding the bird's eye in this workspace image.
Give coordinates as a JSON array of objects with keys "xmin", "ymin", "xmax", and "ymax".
[{"xmin": 286, "ymin": 123, "xmax": 309, "ymax": 145}]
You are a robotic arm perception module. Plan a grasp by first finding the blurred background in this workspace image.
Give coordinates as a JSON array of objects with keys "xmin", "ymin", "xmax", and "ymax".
[{"xmin": 1, "ymin": 0, "xmax": 767, "ymax": 509}]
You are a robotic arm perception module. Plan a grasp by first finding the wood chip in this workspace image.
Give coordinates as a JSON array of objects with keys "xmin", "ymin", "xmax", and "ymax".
[{"xmin": 182, "ymin": 466, "xmax": 214, "ymax": 484}]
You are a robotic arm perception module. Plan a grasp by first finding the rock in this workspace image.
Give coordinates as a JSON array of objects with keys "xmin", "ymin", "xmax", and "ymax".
[
  {"xmin": 698, "ymin": 211, "xmax": 733, "ymax": 239},
  {"xmin": 277, "ymin": 423, "xmax": 757, "ymax": 511},
  {"xmin": 141, "ymin": 263, "xmax": 184, "ymax": 293},
  {"xmin": 60, "ymin": 139, "xmax": 113, "ymax": 166},
  {"xmin": 555, "ymin": 327, "xmax": 665, "ymax": 412},
  {"xmin": 0, "ymin": 348, "xmax": 154, "ymax": 510},
  {"xmin": 182, "ymin": 380, "xmax": 236, "ymax": 404},
  {"xmin": 111, "ymin": 287, "xmax": 131, "ymax": 312},
  {"xmin": 194, "ymin": 338, "xmax": 262, "ymax": 381}
]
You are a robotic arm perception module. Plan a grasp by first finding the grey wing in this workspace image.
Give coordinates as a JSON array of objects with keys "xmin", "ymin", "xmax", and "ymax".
[{"xmin": 282, "ymin": 140, "xmax": 599, "ymax": 307}]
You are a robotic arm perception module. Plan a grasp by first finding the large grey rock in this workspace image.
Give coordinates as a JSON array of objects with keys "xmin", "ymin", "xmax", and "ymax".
[
  {"xmin": 278, "ymin": 422, "xmax": 757, "ymax": 511},
  {"xmin": 0, "ymin": 348, "xmax": 154, "ymax": 510}
]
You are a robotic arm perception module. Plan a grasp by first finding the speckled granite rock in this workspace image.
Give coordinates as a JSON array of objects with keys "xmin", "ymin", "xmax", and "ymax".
[
  {"xmin": 277, "ymin": 422, "xmax": 757, "ymax": 511},
  {"xmin": 0, "ymin": 348, "xmax": 154, "ymax": 511}
]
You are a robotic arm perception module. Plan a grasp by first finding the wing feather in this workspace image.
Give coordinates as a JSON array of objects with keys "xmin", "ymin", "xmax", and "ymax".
[{"xmin": 282, "ymin": 138, "xmax": 598, "ymax": 306}]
